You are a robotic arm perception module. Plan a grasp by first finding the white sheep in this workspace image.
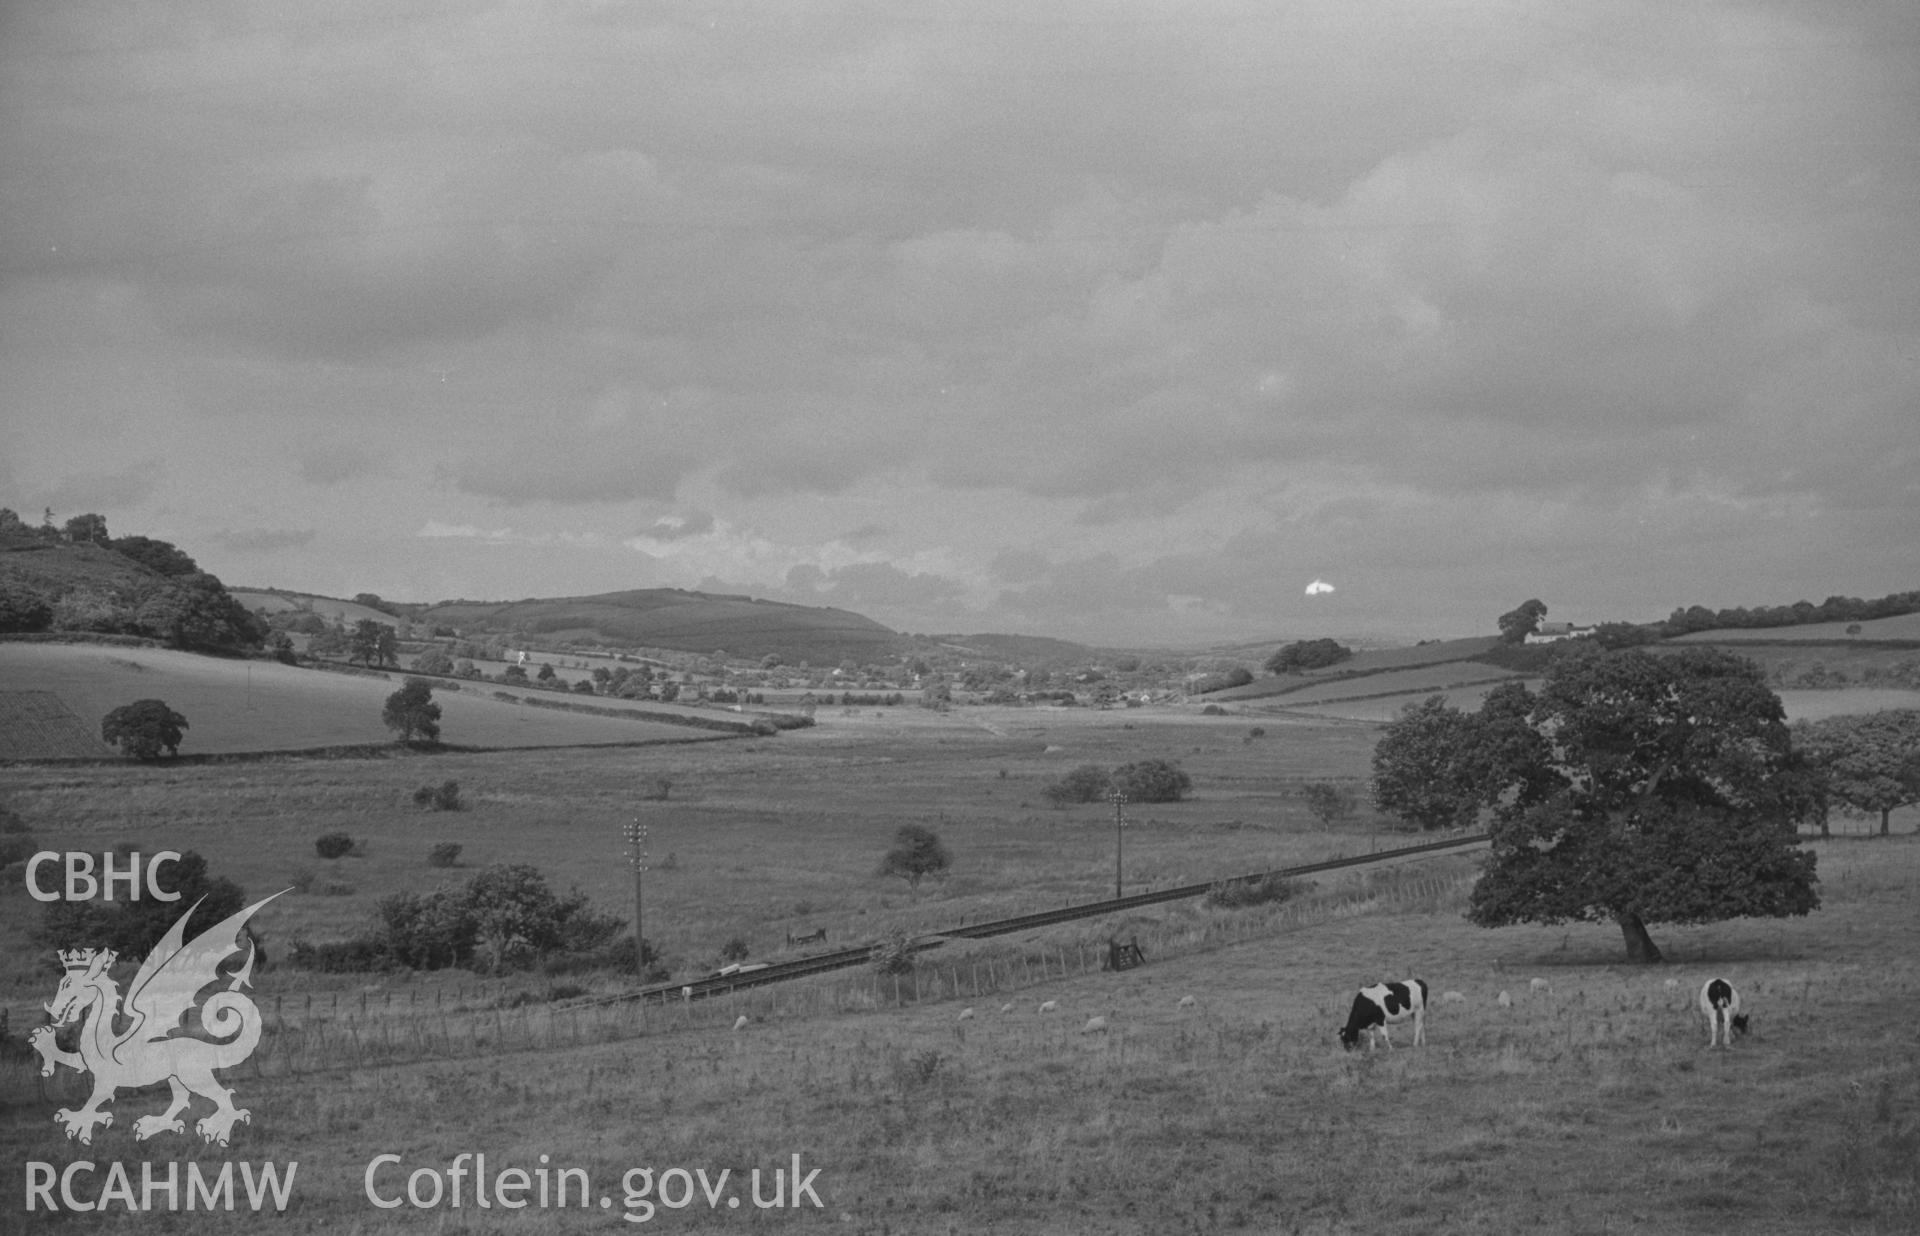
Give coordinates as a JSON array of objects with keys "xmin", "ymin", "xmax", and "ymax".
[
  {"xmin": 958, "ymin": 1007, "xmax": 975, "ymax": 1021},
  {"xmin": 1177, "ymin": 995, "xmax": 1197, "ymax": 1009},
  {"xmin": 732, "ymin": 1015, "xmax": 749, "ymax": 1031},
  {"xmin": 1081, "ymin": 1015, "xmax": 1108, "ymax": 1034},
  {"xmin": 1496, "ymin": 990, "xmax": 1512, "ymax": 1007},
  {"xmin": 1441, "ymin": 990, "xmax": 1467, "ymax": 1004},
  {"xmin": 1038, "ymin": 1000, "xmax": 1059, "ymax": 1013},
  {"xmin": 1000, "ymin": 1002, "xmax": 1014, "ymax": 1014},
  {"xmin": 1530, "ymin": 978, "xmax": 1553, "ymax": 994}
]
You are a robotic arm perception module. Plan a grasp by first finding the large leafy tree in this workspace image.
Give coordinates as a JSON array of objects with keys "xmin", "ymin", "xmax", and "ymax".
[
  {"xmin": 1265, "ymin": 638, "xmax": 1353, "ymax": 675},
  {"xmin": 133, "ymin": 573, "xmax": 261, "ymax": 651},
  {"xmin": 0, "ymin": 580, "xmax": 54, "ymax": 632},
  {"xmin": 1466, "ymin": 647, "xmax": 1820, "ymax": 962},
  {"xmin": 350, "ymin": 619, "xmax": 398, "ymax": 667},
  {"xmin": 382, "ymin": 678, "xmax": 442, "ymax": 745},
  {"xmin": 101, "ymin": 699, "xmax": 190, "ymax": 760},
  {"xmin": 1371, "ymin": 694, "xmax": 1502, "ymax": 830},
  {"xmin": 62, "ymin": 512, "xmax": 110, "ymax": 544},
  {"xmin": 110, "ymin": 535, "xmax": 200, "ymax": 577},
  {"xmin": 1796, "ymin": 709, "xmax": 1920, "ymax": 836},
  {"xmin": 1496, "ymin": 598, "xmax": 1549, "ymax": 644}
]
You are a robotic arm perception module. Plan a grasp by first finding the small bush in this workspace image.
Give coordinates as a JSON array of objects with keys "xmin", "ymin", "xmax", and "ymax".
[
  {"xmin": 719, "ymin": 936, "xmax": 751, "ymax": 963},
  {"xmin": 869, "ymin": 928, "xmax": 916, "ymax": 975},
  {"xmin": 894, "ymin": 1048, "xmax": 945, "ymax": 1088},
  {"xmin": 1113, "ymin": 758, "xmax": 1193, "ymax": 803},
  {"xmin": 1300, "ymin": 781, "xmax": 1359, "ymax": 827},
  {"xmin": 1043, "ymin": 764, "xmax": 1112, "ymax": 806},
  {"xmin": 543, "ymin": 935, "xmax": 668, "ymax": 982},
  {"xmin": 1206, "ymin": 873, "xmax": 1297, "ymax": 909},
  {"xmin": 428, "ymin": 842, "xmax": 462, "ymax": 868},
  {"xmin": 288, "ymin": 937, "xmax": 392, "ymax": 973},
  {"xmin": 314, "ymin": 832, "xmax": 355, "ymax": 860},
  {"xmin": 412, "ymin": 779, "xmax": 463, "ymax": 811},
  {"xmin": 317, "ymin": 879, "xmax": 356, "ymax": 896}
]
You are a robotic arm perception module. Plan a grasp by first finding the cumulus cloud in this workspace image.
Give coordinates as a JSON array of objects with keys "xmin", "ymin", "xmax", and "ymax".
[
  {"xmin": 4, "ymin": 1, "xmax": 1914, "ymax": 641},
  {"xmin": 636, "ymin": 511, "xmax": 717, "ymax": 542}
]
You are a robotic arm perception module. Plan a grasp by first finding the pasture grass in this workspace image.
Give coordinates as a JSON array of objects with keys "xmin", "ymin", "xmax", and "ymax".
[
  {"xmin": 0, "ymin": 708, "xmax": 1396, "ymax": 986},
  {"xmin": 0, "ymin": 642, "xmax": 726, "ymax": 755},
  {"xmin": 4, "ymin": 839, "xmax": 1913, "ymax": 1234},
  {"xmin": 2, "ymin": 702, "xmax": 1916, "ymax": 1233}
]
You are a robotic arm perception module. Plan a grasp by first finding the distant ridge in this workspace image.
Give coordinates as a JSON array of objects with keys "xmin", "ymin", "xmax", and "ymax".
[
  {"xmin": 929, "ymin": 633, "xmax": 1094, "ymax": 663},
  {"xmin": 414, "ymin": 588, "xmax": 905, "ymax": 662}
]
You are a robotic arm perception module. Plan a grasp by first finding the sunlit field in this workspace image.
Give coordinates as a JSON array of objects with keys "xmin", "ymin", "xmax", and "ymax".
[{"xmin": 0, "ymin": 642, "xmax": 734, "ymax": 755}]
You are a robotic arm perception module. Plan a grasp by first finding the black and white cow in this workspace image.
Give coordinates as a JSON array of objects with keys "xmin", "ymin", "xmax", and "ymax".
[
  {"xmin": 1338, "ymin": 978, "xmax": 1428, "ymax": 1052},
  {"xmin": 1699, "ymin": 978, "xmax": 1749, "ymax": 1048}
]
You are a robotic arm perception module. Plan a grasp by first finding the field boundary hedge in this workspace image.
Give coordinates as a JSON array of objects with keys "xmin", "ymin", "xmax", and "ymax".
[{"xmin": 0, "ymin": 731, "xmax": 748, "ymax": 768}]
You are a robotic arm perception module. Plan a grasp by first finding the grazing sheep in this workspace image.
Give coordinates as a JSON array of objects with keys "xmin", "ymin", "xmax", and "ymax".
[
  {"xmin": 1038, "ymin": 1000, "xmax": 1059, "ymax": 1013},
  {"xmin": 1000, "ymin": 1003, "xmax": 1015, "ymax": 1014},
  {"xmin": 1177, "ymin": 995, "xmax": 1198, "ymax": 1009},
  {"xmin": 1664, "ymin": 978, "xmax": 1681, "ymax": 990},
  {"xmin": 1497, "ymin": 990, "xmax": 1512, "ymax": 1007},
  {"xmin": 1338, "ymin": 978, "xmax": 1427, "ymax": 1052},
  {"xmin": 1081, "ymin": 1015, "xmax": 1108, "ymax": 1034},
  {"xmin": 1530, "ymin": 978, "xmax": 1553, "ymax": 994},
  {"xmin": 958, "ymin": 1007, "xmax": 975, "ymax": 1021},
  {"xmin": 1699, "ymin": 978, "xmax": 1749, "ymax": 1048},
  {"xmin": 1440, "ymin": 990, "xmax": 1467, "ymax": 1004},
  {"xmin": 732, "ymin": 1015, "xmax": 749, "ymax": 1031}
]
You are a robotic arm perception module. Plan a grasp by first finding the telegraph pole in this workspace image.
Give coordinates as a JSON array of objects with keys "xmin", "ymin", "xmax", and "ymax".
[
  {"xmin": 623, "ymin": 818, "xmax": 648, "ymax": 980},
  {"xmin": 1110, "ymin": 789, "xmax": 1128, "ymax": 900}
]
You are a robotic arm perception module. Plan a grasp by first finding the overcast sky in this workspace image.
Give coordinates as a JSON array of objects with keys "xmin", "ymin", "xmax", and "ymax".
[{"xmin": 4, "ymin": 1, "xmax": 1915, "ymax": 646}]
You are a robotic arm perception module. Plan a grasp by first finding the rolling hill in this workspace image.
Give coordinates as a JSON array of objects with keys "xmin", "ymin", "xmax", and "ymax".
[
  {"xmin": 412, "ymin": 588, "xmax": 907, "ymax": 663},
  {"xmin": 1206, "ymin": 635, "xmax": 1505, "ymax": 703}
]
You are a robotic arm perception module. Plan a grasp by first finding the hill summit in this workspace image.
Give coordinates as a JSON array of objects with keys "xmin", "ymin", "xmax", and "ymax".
[{"xmin": 414, "ymin": 588, "xmax": 906, "ymax": 663}]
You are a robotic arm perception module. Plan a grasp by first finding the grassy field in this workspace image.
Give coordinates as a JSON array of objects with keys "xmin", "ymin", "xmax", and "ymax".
[
  {"xmin": 229, "ymin": 589, "xmax": 401, "ymax": 629},
  {"xmin": 1250, "ymin": 677, "xmax": 1920, "ymax": 726},
  {"xmin": 2, "ymin": 832, "xmax": 1912, "ymax": 1233},
  {"xmin": 1672, "ymin": 611, "xmax": 1920, "ymax": 643},
  {"xmin": 0, "ymin": 705, "xmax": 1391, "ymax": 979},
  {"xmin": 2, "ymin": 688, "xmax": 1915, "ymax": 1233},
  {"xmin": 0, "ymin": 643, "xmax": 737, "ymax": 756}
]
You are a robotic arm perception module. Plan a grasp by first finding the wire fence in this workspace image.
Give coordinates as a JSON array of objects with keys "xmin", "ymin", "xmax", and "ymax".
[{"xmin": 6, "ymin": 863, "xmax": 1476, "ymax": 1103}]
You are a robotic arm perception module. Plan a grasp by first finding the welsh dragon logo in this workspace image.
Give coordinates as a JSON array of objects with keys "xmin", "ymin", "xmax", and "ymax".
[{"xmin": 30, "ymin": 891, "xmax": 283, "ymax": 1147}]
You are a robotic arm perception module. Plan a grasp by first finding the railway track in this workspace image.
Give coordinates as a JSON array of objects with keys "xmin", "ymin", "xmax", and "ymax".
[{"xmin": 616, "ymin": 831, "xmax": 1490, "ymax": 1007}]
